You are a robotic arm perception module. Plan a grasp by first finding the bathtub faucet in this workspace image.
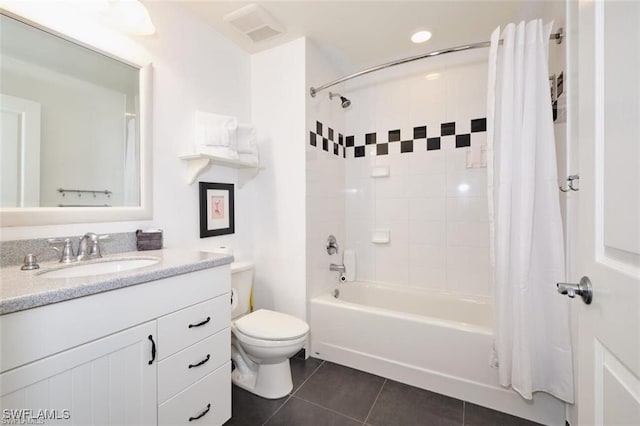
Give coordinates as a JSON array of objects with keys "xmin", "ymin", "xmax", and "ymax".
[{"xmin": 329, "ymin": 263, "xmax": 346, "ymax": 273}]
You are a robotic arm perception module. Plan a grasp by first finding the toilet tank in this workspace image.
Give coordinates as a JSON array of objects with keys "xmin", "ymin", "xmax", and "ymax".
[{"xmin": 231, "ymin": 261, "xmax": 254, "ymax": 319}]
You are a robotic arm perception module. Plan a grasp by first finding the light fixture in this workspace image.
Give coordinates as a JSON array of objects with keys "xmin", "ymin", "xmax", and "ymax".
[
  {"xmin": 424, "ymin": 72, "xmax": 441, "ymax": 80},
  {"xmin": 411, "ymin": 30, "xmax": 432, "ymax": 44}
]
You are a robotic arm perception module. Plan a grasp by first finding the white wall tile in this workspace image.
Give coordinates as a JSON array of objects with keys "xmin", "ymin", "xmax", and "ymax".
[
  {"xmin": 352, "ymin": 241, "xmax": 376, "ymax": 282},
  {"xmin": 440, "ymin": 135, "xmax": 457, "ymax": 152},
  {"xmin": 375, "ymin": 197, "xmax": 409, "ymax": 224},
  {"xmin": 388, "ymin": 141, "xmax": 401, "ymax": 155},
  {"xmin": 413, "ymin": 138, "xmax": 426, "ymax": 152},
  {"xmin": 375, "ymin": 173, "xmax": 408, "ymax": 199},
  {"xmin": 446, "ymin": 196, "xmax": 489, "ymax": 222},
  {"xmin": 409, "ymin": 265, "xmax": 446, "ymax": 291},
  {"xmin": 408, "ymin": 149, "xmax": 447, "ymax": 175},
  {"xmin": 407, "ymin": 173, "xmax": 446, "ymax": 198},
  {"xmin": 446, "ymin": 169, "xmax": 487, "ymax": 197},
  {"xmin": 445, "ymin": 147, "xmax": 468, "ymax": 173},
  {"xmin": 409, "ymin": 244, "xmax": 446, "ymax": 270},
  {"xmin": 408, "ymin": 220, "xmax": 446, "ymax": 246},
  {"xmin": 446, "ymin": 222, "xmax": 490, "ymax": 248},
  {"xmin": 375, "ymin": 244, "xmax": 409, "ymax": 285},
  {"xmin": 409, "ymin": 197, "xmax": 446, "ymax": 222},
  {"xmin": 446, "ymin": 246, "xmax": 490, "ymax": 296}
]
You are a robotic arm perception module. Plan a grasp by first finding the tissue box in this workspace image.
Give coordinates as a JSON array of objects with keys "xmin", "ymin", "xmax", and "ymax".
[{"xmin": 136, "ymin": 229, "xmax": 163, "ymax": 251}]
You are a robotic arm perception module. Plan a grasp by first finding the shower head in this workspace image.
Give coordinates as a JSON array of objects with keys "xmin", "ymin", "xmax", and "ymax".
[{"xmin": 329, "ymin": 92, "xmax": 351, "ymax": 109}]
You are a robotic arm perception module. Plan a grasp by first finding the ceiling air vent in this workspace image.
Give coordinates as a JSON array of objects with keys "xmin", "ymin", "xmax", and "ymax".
[{"xmin": 223, "ymin": 4, "xmax": 285, "ymax": 43}]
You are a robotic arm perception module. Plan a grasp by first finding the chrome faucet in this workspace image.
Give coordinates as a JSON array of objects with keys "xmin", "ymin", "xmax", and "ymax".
[
  {"xmin": 77, "ymin": 233, "xmax": 109, "ymax": 260},
  {"xmin": 48, "ymin": 233, "xmax": 109, "ymax": 263},
  {"xmin": 48, "ymin": 238, "xmax": 76, "ymax": 263},
  {"xmin": 329, "ymin": 263, "xmax": 346, "ymax": 273}
]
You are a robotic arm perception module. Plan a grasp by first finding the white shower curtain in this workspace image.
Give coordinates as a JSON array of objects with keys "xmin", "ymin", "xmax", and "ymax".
[{"xmin": 486, "ymin": 20, "xmax": 574, "ymax": 403}]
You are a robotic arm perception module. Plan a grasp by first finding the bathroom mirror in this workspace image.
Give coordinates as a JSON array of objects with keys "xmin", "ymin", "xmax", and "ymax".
[{"xmin": 0, "ymin": 11, "xmax": 152, "ymax": 226}]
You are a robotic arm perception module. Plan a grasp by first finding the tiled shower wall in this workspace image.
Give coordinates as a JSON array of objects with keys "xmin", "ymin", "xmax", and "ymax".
[
  {"xmin": 343, "ymin": 50, "xmax": 491, "ymax": 297},
  {"xmin": 306, "ymin": 39, "xmax": 346, "ymax": 300}
]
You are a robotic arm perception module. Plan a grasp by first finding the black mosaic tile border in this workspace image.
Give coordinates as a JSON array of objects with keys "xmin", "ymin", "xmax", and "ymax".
[
  {"xmin": 310, "ymin": 120, "xmax": 346, "ymax": 158},
  {"xmin": 344, "ymin": 118, "xmax": 487, "ymax": 159},
  {"xmin": 310, "ymin": 118, "xmax": 487, "ymax": 159}
]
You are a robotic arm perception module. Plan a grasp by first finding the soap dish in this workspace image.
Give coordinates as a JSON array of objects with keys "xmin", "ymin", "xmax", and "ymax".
[{"xmin": 372, "ymin": 229, "xmax": 390, "ymax": 244}]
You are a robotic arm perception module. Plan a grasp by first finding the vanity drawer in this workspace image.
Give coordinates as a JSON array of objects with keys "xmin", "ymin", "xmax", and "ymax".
[
  {"xmin": 158, "ymin": 294, "xmax": 230, "ymax": 359},
  {"xmin": 158, "ymin": 327, "xmax": 230, "ymax": 404},
  {"xmin": 158, "ymin": 362, "xmax": 231, "ymax": 426}
]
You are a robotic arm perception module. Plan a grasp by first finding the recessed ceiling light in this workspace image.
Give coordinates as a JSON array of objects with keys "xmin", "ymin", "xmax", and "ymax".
[{"xmin": 411, "ymin": 30, "xmax": 432, "ymax": 44}]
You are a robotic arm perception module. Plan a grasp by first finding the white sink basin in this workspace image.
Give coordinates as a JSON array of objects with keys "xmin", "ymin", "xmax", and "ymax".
[{"xmin": 39, "ymin": 257, "xmax": 159, "ymax": 279}]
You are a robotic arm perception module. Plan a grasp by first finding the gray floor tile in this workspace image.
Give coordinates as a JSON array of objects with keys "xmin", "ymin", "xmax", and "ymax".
[
  {"xmin": 224, "ymin": 385, "xmax": 288, "ymax": 426},
  {"xmin": 266, "ymin": 396, "xmax": 362, "ymax": 426},
  {"xmin": 464, "ymin": 403, "xmax": 542, "ymax": 426},
  {"xmin": 366, "ymin": 380, "xmax": 463, "ymax": 426},
  {"xmin": 295, "ymin": 361, "xmax": 385, "ymax": 421},
  {"xmin": 290, "ymin": 357, "xmax": 323, "ymax": 393}
]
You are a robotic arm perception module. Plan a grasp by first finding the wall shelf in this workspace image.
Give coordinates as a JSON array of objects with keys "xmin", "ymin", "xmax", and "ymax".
[{"xmin": 178, "ymin": 153, "xmax": 259, "ymax": 184}]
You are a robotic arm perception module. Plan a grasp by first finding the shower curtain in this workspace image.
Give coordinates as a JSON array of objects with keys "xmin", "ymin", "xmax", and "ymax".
[{"xmin": 486, "ymin": 20, "xmax": 574, "ymax": 403}]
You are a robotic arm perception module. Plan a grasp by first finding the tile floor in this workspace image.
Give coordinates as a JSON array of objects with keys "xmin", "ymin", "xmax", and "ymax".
[{"xmin": 224, "ymin": 358, "xmax": 542, "ymax": 426}]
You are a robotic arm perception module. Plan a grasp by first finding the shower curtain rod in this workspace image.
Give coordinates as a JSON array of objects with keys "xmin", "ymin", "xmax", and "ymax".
[{"xmin": 309, "ymin": 28, "xmax": 563, "ymax": 97}]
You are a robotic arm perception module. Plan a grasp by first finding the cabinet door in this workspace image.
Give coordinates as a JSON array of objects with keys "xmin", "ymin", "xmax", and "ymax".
[{"xmin": 0, "ymin": 321, "xmax": 157, "ymax": 425}]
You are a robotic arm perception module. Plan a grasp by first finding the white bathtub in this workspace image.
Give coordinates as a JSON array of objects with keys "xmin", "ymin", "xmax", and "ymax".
[{"xmin": 309, "ymin": 281, "xmax": 565, "ymax": 425}]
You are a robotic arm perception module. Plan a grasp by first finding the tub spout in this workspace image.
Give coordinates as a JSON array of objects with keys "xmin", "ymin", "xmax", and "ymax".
[{"xmin": 330, "ymin": 263, "xmax": 346, "ymax": 273}]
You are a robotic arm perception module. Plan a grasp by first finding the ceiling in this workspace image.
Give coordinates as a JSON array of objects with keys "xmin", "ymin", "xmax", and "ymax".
[{"xmin": 180, "ymin": 1, "xmax": 554, "ymax": 73}]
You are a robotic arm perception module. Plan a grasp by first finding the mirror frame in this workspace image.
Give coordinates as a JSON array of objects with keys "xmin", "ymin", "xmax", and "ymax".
[{"xmin": 0, "ymin": 10, "xmax": 153, "ymax": 226}]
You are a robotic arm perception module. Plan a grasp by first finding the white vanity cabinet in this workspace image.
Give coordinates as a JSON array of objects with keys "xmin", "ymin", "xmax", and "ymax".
[
  {"xmin": 0, "ymin": 264, "xmax": 231, "ymax": 426},
  {"xmin": 0, "ymin": 321, "xmax": 158, "ymax": 425}
]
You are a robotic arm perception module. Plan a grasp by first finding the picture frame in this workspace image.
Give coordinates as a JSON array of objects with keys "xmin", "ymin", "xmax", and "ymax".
[{"xmin": 199, "ymin": 182, "xmax": 235, "ymax": 238}]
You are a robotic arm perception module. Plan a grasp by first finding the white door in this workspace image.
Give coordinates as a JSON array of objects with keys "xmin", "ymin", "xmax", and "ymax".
[
  {"xmin": 0, "ymin": 93, "xmax": 41, "ymax": 207},
  {"xmin": 0, "ymin": 321, "xmax": 158, "ymax": 425},
  {"xmin": 572, "ymin": 1, "xmax": 640, "ymax": 424}
]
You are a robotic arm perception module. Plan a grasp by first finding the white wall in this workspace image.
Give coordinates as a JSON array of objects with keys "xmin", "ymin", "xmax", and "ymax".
[
  {"xmin": 0, "ymin": 2, "xmax": 254, "ymax": 261},
  {"xmin": 249, "ymin": 38, "xmax": 307, "ymax": 320},
  {"xmin": 344, "ymin": 49, "xmax": 491, "ymax": 297},
  {"xmin": 305, "ymin": 40, "xmax": 346, "ymax": 299}
]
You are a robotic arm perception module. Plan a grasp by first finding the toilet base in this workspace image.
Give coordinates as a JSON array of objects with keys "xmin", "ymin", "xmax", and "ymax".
[{"xmin": 231, "ymin": 359, "xmax": 293, "ymax": 399}]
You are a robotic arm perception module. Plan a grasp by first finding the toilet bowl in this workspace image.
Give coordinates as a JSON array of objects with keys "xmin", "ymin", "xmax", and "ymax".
[{"xmin": 230, "ymin": 262, "xmax": 309, "ymax": 399}]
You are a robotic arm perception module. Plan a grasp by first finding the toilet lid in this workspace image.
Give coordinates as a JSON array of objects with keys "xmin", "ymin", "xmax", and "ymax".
[{"xmin": 235, "ymin": 309, "xmax": 309, "ymax": 341}]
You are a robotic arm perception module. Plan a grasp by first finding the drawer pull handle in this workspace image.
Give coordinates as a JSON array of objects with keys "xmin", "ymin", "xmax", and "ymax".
[
  {"xmin": 188, "ymin": 316, "xmax": 211, "ymax": 328},
  {"xmin": 148, "ymin": 335, "xmax": 156, "ymax": 365},
  {"xmin": 188, "ymin": 403, "xmax": 211, "ymax": 422},
  {"xmin": 188, "ymin": 354, "xmax": 211, "ymax": 369}
]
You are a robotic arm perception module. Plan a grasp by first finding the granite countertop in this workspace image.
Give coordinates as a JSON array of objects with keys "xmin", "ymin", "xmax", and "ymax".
[{"xmin": 0, "ymin": 249, "xmax": 233, "ymax": 315}]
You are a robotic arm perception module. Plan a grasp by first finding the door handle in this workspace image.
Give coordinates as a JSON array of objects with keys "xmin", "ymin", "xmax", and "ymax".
[{"xmin": 557, "ymin": 276, "xmax": 593, "ymax": 305}]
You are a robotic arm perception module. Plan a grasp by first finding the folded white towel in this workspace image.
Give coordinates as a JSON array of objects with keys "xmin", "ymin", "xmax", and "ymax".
[
  {"xmin": 194, "ymin": 111, "xmax": 238, "ymax": 155},
  {"xmin": 237, "ymin": 123, "xmax": 258, "ymax": 155}
]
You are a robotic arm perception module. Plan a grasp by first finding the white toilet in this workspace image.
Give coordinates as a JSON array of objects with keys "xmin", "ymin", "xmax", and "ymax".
[{"xmin": 230, "ymin": 261, "xmax": 309, "ymax": 399}]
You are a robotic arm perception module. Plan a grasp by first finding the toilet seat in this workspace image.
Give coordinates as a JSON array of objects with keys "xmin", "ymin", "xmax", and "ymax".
[{"xmin": 234, "ymin": 309, "xmax": 309, "ymax": 341}]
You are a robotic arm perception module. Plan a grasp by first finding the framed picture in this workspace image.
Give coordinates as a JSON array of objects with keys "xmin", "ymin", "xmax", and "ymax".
[{"xmin": 199, "ymin": 182, "xmax": 235, "ymax": 238}]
